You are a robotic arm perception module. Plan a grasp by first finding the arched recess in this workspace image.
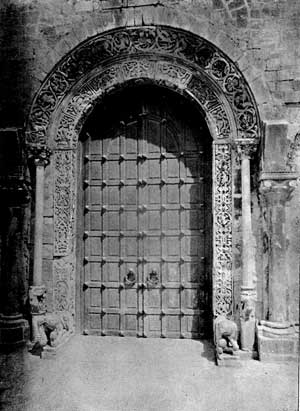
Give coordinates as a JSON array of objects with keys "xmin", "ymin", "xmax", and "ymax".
[{"xmin": 26, "ymin": 25, "xmax": 261, "ymax": 331}]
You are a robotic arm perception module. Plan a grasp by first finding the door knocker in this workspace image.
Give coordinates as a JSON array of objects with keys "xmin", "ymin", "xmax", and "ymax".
[
  {"xmin": 146, "ymin": 270, "xmax": 159, "ymax": 288},
  {"xmin": 124, "ymin": 269, "xmax": 136, "ymax": 287}
]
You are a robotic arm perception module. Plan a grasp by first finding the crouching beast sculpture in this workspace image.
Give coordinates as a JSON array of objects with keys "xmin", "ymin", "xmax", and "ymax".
[
  {"xmin": 214, "ymin": 315, "xmax": 239, "ymax": 361},
  {"xmin": 31, "ymin": 311, "xmax": 73, "ymax": 349}
]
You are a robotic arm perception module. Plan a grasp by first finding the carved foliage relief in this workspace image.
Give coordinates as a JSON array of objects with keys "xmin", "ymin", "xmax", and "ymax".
[
  {"xmin": 27, "ymin": 26, "xmax": 259, "ymax": 147},
  {"xmin": 55, "ymin": 59, "xmax": 193, "ymax": 149},
  {"xmin": 53, "ymin": 257, "xmax": 75, "ymax": 314},
  {"xmin": 213, "ymin": 143, "xmax": 233, "ymax": 316},
  {"xmin": 53, "ymin": 150, "xmax": 76, "ymax": 256}
]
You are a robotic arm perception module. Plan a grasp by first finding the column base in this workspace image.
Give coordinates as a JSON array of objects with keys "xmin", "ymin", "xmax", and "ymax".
[
  {"xmin": 0, "ymin": 314, "xmax": 30, "ymax": 349},
  {"xmin": 257, "ymin": 321, "xmax": 299, "ymax": 362}
]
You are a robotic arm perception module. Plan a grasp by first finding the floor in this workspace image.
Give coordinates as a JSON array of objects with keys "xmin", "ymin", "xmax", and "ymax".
[{"xmin": 0, "ymin": 336, "xmax": 298, "ymax": 411}]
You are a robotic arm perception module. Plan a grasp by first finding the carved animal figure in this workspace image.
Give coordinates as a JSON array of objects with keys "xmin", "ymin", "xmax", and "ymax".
[
  {"xmin": 214, "ymin": 315, "xmax": 239, "ymax": 359},
  {"xmin": 32, "ymin": 312, "xmax": 72, "ymax": 349}
]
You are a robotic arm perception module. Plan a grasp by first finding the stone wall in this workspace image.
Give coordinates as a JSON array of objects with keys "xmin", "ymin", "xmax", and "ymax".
[{"xmin": 0, "ymin": 0, "xmax": 299, "ymax": 326}]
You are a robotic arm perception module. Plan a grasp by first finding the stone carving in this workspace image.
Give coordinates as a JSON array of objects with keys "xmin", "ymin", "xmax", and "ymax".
[
  {"xmin": 259, "ymin": 179, "xmax": 298, "ymax": 206},
  {"xmin": 235, "ymin": 138, "xmax": 257, "ymax": 159},
  {"xmin": 26, "ymin": 26, "xmax": 259, "ymax": 147},
  {"xmin": 25, "ymin": 26, "xmax": 261, "ymax": 336},
  {"xmin": 214, "ymin": 315, "xmax": 239, "ymax": 360},
  {"xmin": 27, "ymin": 145, "xmax": 52, "ymax": 167},
  {"xmin": 213, "ymin": 144, "xmax": 233, "ymax": 316},
  {"xmin": 54, "ymin": 60, "xmax": 194, "ymax": 150},
  {"xmin": 189, "ymin": 76, "xmax": 231, "ymax": 139},
  {"xmin": 53, "ymin": 257, "xmax": 75, "ymax": 314},
  {"xmin": 31, "ymin": 311, "xmax": 73, "ymax": 349},
  {"xmin": 53, "ymin": 150, "xmax": 76, "ymax": 256},
  {"xmin": 286, "ymin": 131, "xmax": 300, "ymax": 171}
]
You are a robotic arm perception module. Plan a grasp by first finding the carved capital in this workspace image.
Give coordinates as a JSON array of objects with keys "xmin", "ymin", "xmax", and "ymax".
[
  {"xmin": 28, "ymin": 145, "xmax": 52, "ymax": 167},
  {"xmin": 234, "ymin": 139, "xmax": 258, "ymax": 159},
  {"xmin": 29, "ymin": 285, "xmax": 47, "ymax": 315},
  {"xmin": 259, "ymin": 178, "xmax": 298, "ymax": 205}
]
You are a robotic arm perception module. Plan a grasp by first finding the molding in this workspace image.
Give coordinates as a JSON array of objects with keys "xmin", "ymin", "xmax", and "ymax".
[
  {"xmin": 213, "ymin": 143, "xmax": 233, "ymax": 316},
  {"xmin": 259, "ymin": 172, "xmax": 299, "ymax": 181},
  {"xmin": 26, "ymin": 26, "xmax": 260, "ymax": 149}
]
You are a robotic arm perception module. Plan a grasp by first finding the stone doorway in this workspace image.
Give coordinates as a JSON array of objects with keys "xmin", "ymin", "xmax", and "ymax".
[
  {"xmin": 25, "ymin": 26, "xmax": 261, "ymax": 350},
  {"xmin": 78, "ymin": 85, "xmax": 213, "ymax": 338}
]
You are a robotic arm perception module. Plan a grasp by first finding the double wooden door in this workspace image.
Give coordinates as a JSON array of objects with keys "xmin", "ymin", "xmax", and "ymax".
[{"xmin": 80, "ymin": 87, "xmax": 212, "ymax": 339}]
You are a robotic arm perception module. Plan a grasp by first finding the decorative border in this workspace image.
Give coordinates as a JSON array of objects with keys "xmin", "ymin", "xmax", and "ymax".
[
  {"xmin": 26, "ymin": 26, "xmax": 260, "ymax": 147},
  {"xmin": 53, "ymin": 150, "xmax": 76, "ymax": 256},
  {"xmin": 53, "ymin": 256, "xmax": 75, "ymax": 313},
  {"xmin": 213, "ymin": 143, "xmax": 233, "ymax": 316},
  {"xmin": 53, "ymin": 59, "xmax": 232, "ymax": 150}
]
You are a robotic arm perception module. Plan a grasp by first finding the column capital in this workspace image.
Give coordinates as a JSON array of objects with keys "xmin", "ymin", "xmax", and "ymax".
[
  {"xmin": 234, "ymin": 139, "xmax": 258, "ymax": 159},
  {"xmin": 259, "ymin": 177, "xmax": 298, "ymax": 205},
  {"xmin": 28, "ymin": 144, "xmax": 52, "ymax": 167}
]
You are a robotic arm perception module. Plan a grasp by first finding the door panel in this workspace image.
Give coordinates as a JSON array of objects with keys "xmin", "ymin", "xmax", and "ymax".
[{"xmin": 81, "ymin": 87, "xmax": 212, "ymax": 339}]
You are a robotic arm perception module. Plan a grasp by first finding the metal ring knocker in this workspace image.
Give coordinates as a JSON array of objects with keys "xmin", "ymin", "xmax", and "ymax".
[
  {"xmin": 124, "ymin": 269, "xmax": 136, "ymax": 287},
  {"xmin": 146, "ymin": 269, "xmax": 159, "ymax": 288}
]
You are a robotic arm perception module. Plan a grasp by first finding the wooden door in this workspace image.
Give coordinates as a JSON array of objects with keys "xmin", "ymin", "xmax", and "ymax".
[{"xmin": 80, "ymin": 87, "xmax": 212, "ymax": 339}]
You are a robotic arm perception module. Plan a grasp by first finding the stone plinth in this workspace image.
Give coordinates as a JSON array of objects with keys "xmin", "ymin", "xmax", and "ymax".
[
  {"xmin": 257, "ymin": 321, "xmax": 299, "ymax": 362},
  {"xmin": 0, "ymin": 314, "xmax": 29, "ymax": 349}
]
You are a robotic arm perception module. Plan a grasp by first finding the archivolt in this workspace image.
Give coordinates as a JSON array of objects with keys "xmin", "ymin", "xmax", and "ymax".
[{"xmin": 26, "ymin": 25, "xmax": 260, "ymax": 149}]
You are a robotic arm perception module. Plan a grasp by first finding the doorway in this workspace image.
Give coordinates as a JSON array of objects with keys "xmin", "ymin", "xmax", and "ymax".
[{"xmin": 78, "ymin": 85, "xmax": 212, "ymax": 339}]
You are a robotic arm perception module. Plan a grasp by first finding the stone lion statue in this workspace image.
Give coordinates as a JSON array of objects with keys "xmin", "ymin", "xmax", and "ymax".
[
  {"xmin": 31, "ymin": 311, "xmax": 73, "ymax": 349},
  {"xmin": 214, "ymin": 315, "xmax": 239, "ymax": 360}
]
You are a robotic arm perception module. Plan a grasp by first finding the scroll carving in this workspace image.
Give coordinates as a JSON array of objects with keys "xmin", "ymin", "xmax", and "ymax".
[
  {"xmin": 53, "ymin": 257, "xmax": 75, "ymax": 315},
  {"xmin": 26, "ymin": 26, "xmax": 260, "ymax": 148},
  {"xmin": 53, "ymin": 150, "xmax": 76, "ymax": 256},
  {"xmin": 213, "ymin": 144, "xmax": 233, "ymax": 316}
]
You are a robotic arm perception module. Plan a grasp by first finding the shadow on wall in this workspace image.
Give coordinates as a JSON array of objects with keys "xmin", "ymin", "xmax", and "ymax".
[{"xmin": 0, "ymin": 0, "xmax": 33, "ymax": 127}]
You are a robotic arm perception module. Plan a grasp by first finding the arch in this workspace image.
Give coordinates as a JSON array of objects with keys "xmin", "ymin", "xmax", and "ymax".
[
  {"xmin": 26, "ymin": 25, "xmax": 260, "ymax": 148},
  {"xmin": 26, "ymin": 25, "xmax": 261, "ymax": 329}
]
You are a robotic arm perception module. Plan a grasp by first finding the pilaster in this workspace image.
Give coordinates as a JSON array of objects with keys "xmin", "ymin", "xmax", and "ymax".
[{"xmin": 258, "ymin": 173, "xmax": 299, "ymax": 361}]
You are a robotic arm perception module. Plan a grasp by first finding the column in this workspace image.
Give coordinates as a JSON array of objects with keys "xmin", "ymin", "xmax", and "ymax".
[
  {"xmin": 236, "ymin": 139, "xmax": 257, "ymax": 351},
  {"xmin": 259, "ymin": 178, "xmax": 297, "ymax": 323},
  {"xmin": 257, "ymin": 176, "xmax": 298, "ymax": 360},
  {"xmin": 28, "ymin": 146, "xmax": 51, "ymax": 340},
  {"xmin": 0, "ymin": 129, "xmax": 30, "ymax": 347}
]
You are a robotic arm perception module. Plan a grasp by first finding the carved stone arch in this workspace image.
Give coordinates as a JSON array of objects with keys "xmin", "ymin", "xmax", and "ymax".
[
  {"xmin": 26, "ymin": 25, "xmax": 260, "ymax": 147},
  {"xmin": 50, "ymin": 59, "xmax": 236, "ymax": 151},
  {"xmin": 26, "ymin": 25, "xmax": 261, "ymax": 326}
]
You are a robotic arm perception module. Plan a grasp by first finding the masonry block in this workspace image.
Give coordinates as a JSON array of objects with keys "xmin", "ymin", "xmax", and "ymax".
[{"xmin": 262, "ymin": 121, "xmax": 290, "ymax": 172}]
